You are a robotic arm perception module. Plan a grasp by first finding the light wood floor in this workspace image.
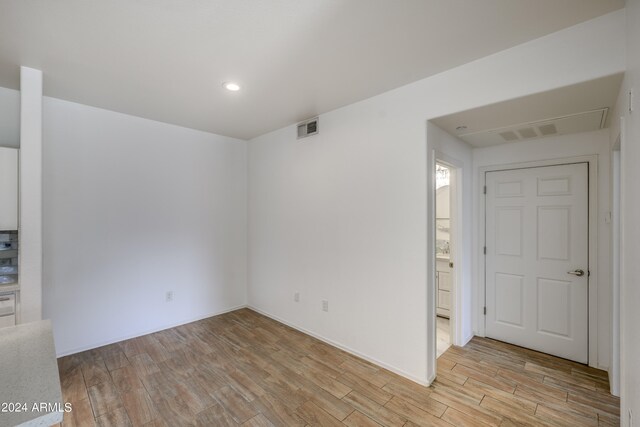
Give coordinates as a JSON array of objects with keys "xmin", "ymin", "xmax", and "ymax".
[
  {"xmin": 436, "ymin": 316, "xmax": 451, "ymax": 358},
  {"xmin": 55, "ymin": 308, "xmax": 619, "ymax": 426}
]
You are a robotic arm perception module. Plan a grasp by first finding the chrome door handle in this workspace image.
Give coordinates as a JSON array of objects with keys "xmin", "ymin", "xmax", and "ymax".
[{"xmin": 568, "ymin": 269, "xmax": 585, "ymax": 277}]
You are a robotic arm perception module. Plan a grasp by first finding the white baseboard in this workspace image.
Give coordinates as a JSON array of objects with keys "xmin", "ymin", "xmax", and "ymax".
[
  {"xmin": 55, "ymin": 304, "xmax": 248, "ymax": 357},
  {"xmin": 59, "ymin": 303, "xmax": 432, "ymax": 388},
  {"xmin": 460, "ymin": 333, "xmax": 474, "ymax": 347},
  {"xmin": 247, "ymin": 305, "xmax": 430, "ymax": 387}
]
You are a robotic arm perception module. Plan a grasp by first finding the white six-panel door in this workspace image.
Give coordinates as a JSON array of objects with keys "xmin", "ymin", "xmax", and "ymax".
[{"xmin": 485, "ymin": 163, "xmax": 589, "ymax": 363}]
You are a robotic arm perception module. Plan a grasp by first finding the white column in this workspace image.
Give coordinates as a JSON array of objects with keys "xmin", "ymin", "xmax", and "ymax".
[{"xmin": 19, "ymin": 66, "xmax": 43, "ymax": 323}]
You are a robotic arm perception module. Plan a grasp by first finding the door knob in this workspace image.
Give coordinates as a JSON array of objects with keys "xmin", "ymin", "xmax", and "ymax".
[{"xmin": 568, "ymin": 269, "xmax": 585, "ymax": 277}]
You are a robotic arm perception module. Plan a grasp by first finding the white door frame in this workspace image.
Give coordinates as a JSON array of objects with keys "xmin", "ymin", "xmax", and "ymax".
[
  {"xmin": 611, "ymin": 145, "xmax": 621, "ymax": 396},
  {"xmin": 435, "ymin": 153, "xmax": 464, "ymax": 347},
  {"xmin": 428, "ymin": 149, "xmax": 466, "ymax": 384},
  {"xmin": 611, "ymin": 115, "xmax": 625, "ymax": 397},
  {"xmin": 476, "ymin": 155, "xmax": 599, "ymax": 367}
]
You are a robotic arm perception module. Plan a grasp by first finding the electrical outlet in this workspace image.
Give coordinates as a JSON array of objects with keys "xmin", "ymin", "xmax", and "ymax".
[
  {"xmin": 165, "ymin": 291, "xmax": 173, "ymax": 302},
  {"xmin": 294, "ymin": 292, "xmax": 300, "ymax": 302},
  {"xmin": 322, "ymin": 300, "xmax": 329, "ymax": 312}
]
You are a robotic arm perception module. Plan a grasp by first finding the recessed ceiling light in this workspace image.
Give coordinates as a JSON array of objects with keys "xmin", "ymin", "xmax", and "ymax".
[
  {"xmin": 223, "ymin": 82, "xmax": 241, "ymax": 92},
  {"xmin": 456, "ymin": 125, "xmax": 467, "ymax": 131}
]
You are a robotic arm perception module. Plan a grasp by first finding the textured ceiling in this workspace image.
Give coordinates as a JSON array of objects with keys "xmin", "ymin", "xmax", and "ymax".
[{"xmin": 0, "ymin": 0, "xmax": 624, "ymax": 139}]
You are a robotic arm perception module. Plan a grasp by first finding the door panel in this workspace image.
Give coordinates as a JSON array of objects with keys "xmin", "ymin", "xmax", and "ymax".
[
  {"xmin": 485, "ymin": 163, "xmax": 588, "ymax": 363},
  {"xmin": 494, "ymin": 273, "xmax": 524, "ymax": 327}
]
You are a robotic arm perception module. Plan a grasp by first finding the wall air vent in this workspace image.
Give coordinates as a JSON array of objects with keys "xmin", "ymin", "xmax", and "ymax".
[{"xmin": 297, "ymin": 117, "xmax": 319, "ymax": 139}]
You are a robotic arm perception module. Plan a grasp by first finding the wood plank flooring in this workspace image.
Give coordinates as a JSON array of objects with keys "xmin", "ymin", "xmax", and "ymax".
[{"xmin": 55, "ymin": 308, "xmax": 619, "ymax": 426}]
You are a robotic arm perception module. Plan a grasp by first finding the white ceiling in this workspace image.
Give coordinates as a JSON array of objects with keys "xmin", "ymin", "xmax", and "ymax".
[
  {"xmin": 431, "ymin": 73, "xmax": 624, "ymax": 147},
  {"xmin": 0, "ymin": 0, "xmax": 624, "ymax": 140}
]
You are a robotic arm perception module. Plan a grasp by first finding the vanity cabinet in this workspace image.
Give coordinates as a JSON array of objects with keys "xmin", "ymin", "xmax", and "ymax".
[
  {"xmin": 436, "ymin": 259, "xmax": 451, "ymax": 318},
  {"xmin": 0, "ymin": 291, "xmax": 16, "ymax": 328},
  {"xmin": 0, "ymin": 147, "xmax": 19, "ymax": 231}
]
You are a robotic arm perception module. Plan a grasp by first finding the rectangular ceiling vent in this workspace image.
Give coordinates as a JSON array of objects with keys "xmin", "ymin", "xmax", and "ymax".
[
  {"xmin": 297, "ymin": 117, "xmax": 319, "ymax": 139},
  {"xmin": 538, "ymin": 123, "xmax": 558, "ymax": 136},
  {"xmin": 499, "ymin": 131, "xmax": 519, "ymax": 142},
  {"xmin": 517, "ymin": 127, "xmax": 537, "ymax": 139},
  {"xmin": 459, "ymin": 108, "xmax": 608, "ymax": 148}
]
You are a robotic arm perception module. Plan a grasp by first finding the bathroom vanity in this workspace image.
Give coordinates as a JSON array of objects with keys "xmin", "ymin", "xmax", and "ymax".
[{"xmin": 0, "ymin": 147, "xmax": 19, "ymax": 328}]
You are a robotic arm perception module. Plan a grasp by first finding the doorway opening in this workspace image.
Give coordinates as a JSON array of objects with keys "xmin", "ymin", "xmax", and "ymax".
[{"xmin": 435, "ymin": 162, "xmax": 454, "ymax": 358}]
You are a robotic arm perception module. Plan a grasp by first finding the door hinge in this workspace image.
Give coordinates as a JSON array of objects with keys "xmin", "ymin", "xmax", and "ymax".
[
  {"xmin": 483, "ymin": 185, "xmax": 487, "ymax": 194},
  {"xmin": 483, "ymin": 246, "xmax": 487, "ymax": 255},
  {"xmin": 483, "ymin": 307, "xmax": 487, "ymax": 315}
]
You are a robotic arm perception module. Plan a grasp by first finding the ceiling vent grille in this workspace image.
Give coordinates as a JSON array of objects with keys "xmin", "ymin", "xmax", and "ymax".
[
  {"xmin": 517, "ymin": 127, "xmax": 537, "ymax": 139},
  {"xmin": 538, "ymin": 123, "xmax": 558, "ymax": 136},
  {"xmin": 457, "ymin": 108, "xmax": 608, "ymax": 147},
  {"xmin": 297, "ymin": 117, "xmax": 319, "ymax": 139},
  {"xmin": 499, "ymin": 131, "xmax": 519, "ymax": 142}
]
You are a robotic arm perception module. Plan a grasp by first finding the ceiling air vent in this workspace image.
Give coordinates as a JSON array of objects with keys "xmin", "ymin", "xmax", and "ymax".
[
  {"xmin": 499, "ymin": 131, "xmax": 519, "ymax": 142},
  {"xmin": 538, "ymin": 123, "xmax": 558, "ymax": 136},
  {"xmin": 297, "ymin": 117, "xmax": 319, "ymax": 139},
  {"xmin": 517, "ymin": 127, "xmax": 538, "ymax": 139},
  {"xmin": 456, "ymin": 108, "xmax": 608, "ymax": 147}
]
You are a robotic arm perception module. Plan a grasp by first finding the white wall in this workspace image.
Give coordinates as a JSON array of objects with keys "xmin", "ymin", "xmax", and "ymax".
[
  {"xmin": 20, "ymin": 67, "xmax": 44, "ymax": 323},
  {"xmin": 472, "ymin": 129, "xmax": 612, "ymax": 370},
  {"xmin": 618, "ymin": 0, "xmax": 640, "ymax": 423},
  {"xmin": 427, "ymin": 123, "xmax": 473, "ymax": 380},
  {"xmin": 248, "ymin": 11, "xmax": 625, "ymax": 383},
  {"xmin": 0, "ymin": 86, "xmax": 19, "ymax": 148},
  {"xmin": 41, "ymin": 97, "xmax": 248, "ymax": 356}
]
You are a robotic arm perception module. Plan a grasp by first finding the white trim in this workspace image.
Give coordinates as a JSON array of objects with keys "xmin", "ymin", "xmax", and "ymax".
[
  {"xmin": 610, "ymin": 144, "xmax": 621, "ymax": 396},
  {"xmin": 461, "ymin": 333, "xmax": 474, "ymax": 347},
  {"xmin": 434, "ymin": 153, "xmax": 465, "ymax": 347},
  {"xmin": 55, "ymin": 304, "xmax": 248, "ymax": 357},
  {"xmin": 428, "ymin": 149, "xmax": 469, "ymax": 384},
  {"xmin": 248, "ymin": 305, "xmax": 431, "ymax": 387},
  {"xmin": 476, "ymin": 155, "xmax": 599, "ymax": 367},
  {"xmin": 618, "ymin": 115, "xmax": 626, "ymax": 402},
  {"xmin": 426, "ymin": 148, "xmax": 437, "ymax": 385}
]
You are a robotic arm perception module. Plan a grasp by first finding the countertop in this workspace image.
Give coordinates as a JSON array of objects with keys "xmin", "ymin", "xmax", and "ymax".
[{"xmin": 0, "ymin": 320, "xmax": 64, "ymax": 427}]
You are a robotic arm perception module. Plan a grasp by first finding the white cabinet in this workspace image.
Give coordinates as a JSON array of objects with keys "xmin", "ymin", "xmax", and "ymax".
[
  {"xmin": 436, "ymin": 259, "xmax": 451, "ymax": 318},
  {"xmin": 0, "ymin": 147, "xmax": 19, "ymax": 231},
  {"xmin": 0, "ymin": 313, "xmax": 15, "ymax": 328},
  {"xmin": 0, "ymin": 292, "xmax": 16, "ymax": 328}
]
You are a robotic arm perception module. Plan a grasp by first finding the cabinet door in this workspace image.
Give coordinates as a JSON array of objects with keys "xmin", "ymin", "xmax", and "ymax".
[
  {"xmin": 0, "ymin": 292, "xmax": 15, "ymax": 313},
  {"xmin": 0, "ymin": 314, "xmax": 15, "ymax": 329},
  {"xmin": 438, "ymin": 290, "xmax": 451, "ymax": 310},
  {"xmin": 0, "ymin": 148, "xmax": 18, "ymax": 230},
  {"xmin": 438, "ymin": 270, "xmax": 451, "ymax": 291}
]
